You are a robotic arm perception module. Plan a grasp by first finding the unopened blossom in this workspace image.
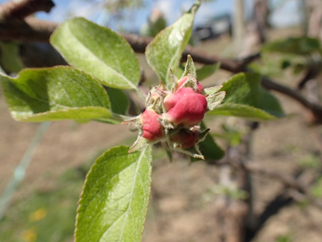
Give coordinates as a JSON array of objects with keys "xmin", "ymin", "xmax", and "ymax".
[
  {"xmin": 164, "ymin": 87, "xmax": 207, "ymax": 126},
  {"xmin": 123, "ymin": 55, "xmax": 225, "ymax": 159},
  {"xmin": 170, "ymin": 129, "xmax": 198, "ymax": 149},
  {"xmin": 141, "ymin": 109, "xmax": 164, "ymax": 141}
]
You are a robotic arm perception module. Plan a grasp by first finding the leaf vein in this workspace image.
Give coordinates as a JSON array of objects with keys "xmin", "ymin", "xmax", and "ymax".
[{"xmin": 66, "ymin": 24, "xmax": 137, "ymax": 90}]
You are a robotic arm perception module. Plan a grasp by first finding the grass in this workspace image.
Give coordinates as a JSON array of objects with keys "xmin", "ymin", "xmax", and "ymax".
[
  {"xmin": 0, "ymin": 162, "xmax": 91, "ymax": 242},
  {"xmin": 0, "ymin": 139, "xmax": 170, "ymax": 242}
]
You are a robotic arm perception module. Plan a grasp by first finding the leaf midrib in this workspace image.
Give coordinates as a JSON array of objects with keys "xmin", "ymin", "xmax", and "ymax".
[
  {"xmin": 16, "ymin": 106, "xmax": 112, "ymax": 120},
  {"xmin": 99, "ymin": 147, "xmax": 147, "ymax": 242}
]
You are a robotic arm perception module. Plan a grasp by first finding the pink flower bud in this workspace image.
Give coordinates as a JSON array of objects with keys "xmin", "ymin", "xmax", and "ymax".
[
  {"xmin": 171, "ymin": 129, "xmax": 198, "ymax": 149},
  {"xmin": 141, "ymin": 109, "xmax": 164, "ymax": 141},
  {"xmin": 164, "ymin": 88, "xmax": 207, "ymax": 126},
  {"xmin": 178, "ymin": 76, "xmax": 204, "ymax": 94}
]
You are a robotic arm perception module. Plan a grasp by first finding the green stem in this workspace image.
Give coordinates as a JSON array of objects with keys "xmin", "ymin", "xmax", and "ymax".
[
  {"xmin": 0, "ymin": 122, "xmax": 51, "ymax": 221},
  {"xmin": 135, "ymin": 86, "xmax": 147, "ymax": 103}
]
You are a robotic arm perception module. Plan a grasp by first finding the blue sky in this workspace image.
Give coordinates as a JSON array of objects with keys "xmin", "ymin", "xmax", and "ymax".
[{"xmin": 1, "ymin": 0, "xmax": 302, "ymax": 31}]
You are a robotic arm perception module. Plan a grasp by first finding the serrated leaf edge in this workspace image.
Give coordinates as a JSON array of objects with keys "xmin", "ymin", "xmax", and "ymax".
[
  {"xmin": 74, "ymin": 145, "xmax": 152, "ymax": 242},
  {"xmin": 51, "ymin": 17, "xmax": 139, "ymax": 90}
]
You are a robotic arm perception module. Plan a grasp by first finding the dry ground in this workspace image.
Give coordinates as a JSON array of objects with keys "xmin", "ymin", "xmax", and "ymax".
[{"xmin": 1, "ymin": 29, "xmax": 322, "ymax": 242}]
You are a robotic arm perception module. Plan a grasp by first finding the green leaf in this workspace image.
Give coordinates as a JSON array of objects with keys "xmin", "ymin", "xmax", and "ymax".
[
  {"xmin": 107, "ymin": 88, "xmax": 129, "ymax": 115},
  {"xmin": 262, "ymin": 37, "xmax": 321, "ymax": 56},
  {"xmin": 0, "ymin": 41, "xmax": 24, "ymax": 73},
  {"xmin": 208, "ymin": 103, "xmax": 276, "ymax": 120},
  {"xmin": 292, "ymin": 63, "xmax": 306, "ymax": 75},
  {"xmin": 0, "ymin": 65, "xmax": 6, "ymax": 75},
  {"xmin": 16, "ymin": 107, "xmax": 117, "ymax": 123},
  {"xmin": 221, "ymin": 73, "xmax": 261, "ymax": 106},
  {"xmin": 75, "ymin": 145, "xmax": 152, "ymax": 242},
  {"xmin": 221, "ymin": 73, "xmax": 284, "ymax": 117},
  {"xmin": 248, "ymin": 55, "xmax": 285, "ymax": 77},
  {"xmin": 0, "ymin": 66, "xmax": 117, "ymax": 122},
  {"xmin": 191, "ymin": 122, "xmax": 224, "ymax": 161},
  {"xmin": 145, "ymin": 1, "xmax": 200, "ymax": 87},
  {"xmin": 51, "ymin": 17, "xmax": 140, "ymax": 90},
  {"xmin": 312, "ymin": 177, "xmax": 322, "ymax": 198},
  {"xmin": 196, "ymin": 62, "xmax": 220, "ymax": 81},
  {"xmin": 281, "ymin": 59, "xmax": 291, "ymax": 70},
  {"xmin": 213, "ymin": 124, "xmax": 243, "ymax": 147},
  {"xmin": 256, "ymin": 88, "xmax": 284, "ymax": 118}
]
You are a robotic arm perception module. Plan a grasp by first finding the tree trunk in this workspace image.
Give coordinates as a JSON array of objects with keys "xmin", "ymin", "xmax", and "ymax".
[
  {"xmin": 233, "ymin": 0, "xmax": 246, "ymax": 56},
  {"xmin": 242, "ymin": 0, "xmax": 270, "ymax": 56}
]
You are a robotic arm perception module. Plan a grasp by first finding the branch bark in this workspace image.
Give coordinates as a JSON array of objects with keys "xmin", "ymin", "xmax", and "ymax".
[
  {"xmin": 297, "ymin": 67, "xmax": 321, "ymax": 90},
  {"xmin": 216, "ymin": 159, "xmax": 322, "ymax": 210},
  {"xmin": 262, "ymin": 77, "xmax": 322, "ymax": 124},
  {"xmin": 0, "ymin": 0, "xmax": 55, "ymax": 20},
  {"xmin": 215, "ymin": 122, "xmax": 257, "ymax": 242},
  {"xmin": 0, "ymin": 17, "xmax": 259, "ymax": 74},
  {"xmin": 217, "ymin": 148, "xmax": 250, "ymax": 242},
  {"xmin": 233, "ymin": 0, "xmax": 246, "ymax": 55},
  {"xmin": 0, "ymin": 17, "xmax": 57, "ymax": 42},
  {"xmin": 1, "ymin": 14, "xmax": 322, "ymax": 124},
  {"xmin": 245, "ymin": 191, "xmax": 293, "ymax": 241}
]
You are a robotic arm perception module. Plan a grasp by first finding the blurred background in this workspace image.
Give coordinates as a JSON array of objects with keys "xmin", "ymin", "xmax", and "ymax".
[{"xmin": 0, "ymin": 0, "xmax": 322, "ymax": 241}]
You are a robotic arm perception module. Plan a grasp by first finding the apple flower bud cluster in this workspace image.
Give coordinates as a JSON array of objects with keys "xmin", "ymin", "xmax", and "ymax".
[{"xmin": 122, "ymin": 57, "xmax": 226, "ymax": 159}]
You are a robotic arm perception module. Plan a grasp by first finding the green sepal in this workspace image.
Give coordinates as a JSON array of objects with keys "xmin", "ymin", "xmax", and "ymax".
[
  {"xmin": 181, "ymin": 55, "xmax": 196, "ymax": 78},
  {"xmin": 190, "ymin": 122, "xmax": 224, "ymax": 162},
  {"xmin": 204, "ymin": 85, "xmax": 223, "ymax": 95},
  {"xmin": 207, "ymin": 91, "xmax": 226, "ymax": 111},
  {"xmin": 128, "ymin": 136, "xmax": 150, "ymax": 153}
]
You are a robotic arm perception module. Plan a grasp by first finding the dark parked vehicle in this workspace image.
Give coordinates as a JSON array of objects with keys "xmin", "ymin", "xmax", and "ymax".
[{"xmin": 194, "ymin": 13, "xmax": 232, "ymax": 41}]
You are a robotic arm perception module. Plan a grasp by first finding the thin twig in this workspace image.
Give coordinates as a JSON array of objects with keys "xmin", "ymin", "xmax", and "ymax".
[
  {"xmin": 245, "ymin": 163, "xmax": 322, "ymax": 209},
  {"xmin": 0, "ymin": 122, "xmax": 51, "ymax": 221},
  {"xmin": 216, "ymin": 160, "xmax": 322, "ymax": 210},
  {"xmin": 245, "ymin": 191, "xmax": 293, "ymax": 242},
  {"xmin": 262, "ymin": 77, "xmax": 322, "ymax": 124},
  {"xmin": 0, "ymin": 17, "xmax": 259, "ymax": 74},
  {"xmin": 0, "ymin": 17, "xmax": 57, "ymax": 42},
  {"xmin": 0, "ymin": 8, "xmax": 322, "ymax": 123},
  {"xmin": 297, "ymin": 68, "xmax": 320, "ymax": 90}
]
